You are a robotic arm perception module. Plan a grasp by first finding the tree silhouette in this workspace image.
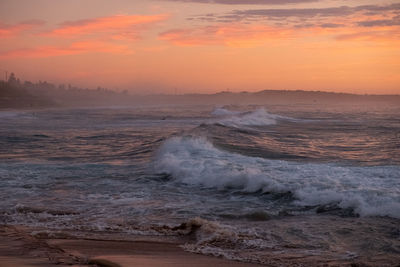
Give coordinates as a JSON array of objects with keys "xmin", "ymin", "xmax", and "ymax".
[{"xmin": 8, "ymin": 72, "xmax": 17, "ymax": 86}]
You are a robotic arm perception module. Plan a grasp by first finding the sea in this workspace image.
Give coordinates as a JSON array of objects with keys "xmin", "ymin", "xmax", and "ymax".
[{"xmin": 1, "ymin": 103, "xmax": 399, "ymax": 266}]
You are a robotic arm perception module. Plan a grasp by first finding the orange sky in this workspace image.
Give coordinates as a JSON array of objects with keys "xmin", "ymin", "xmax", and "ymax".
[{"xmin": 0, "ymin": 0, "xmax": 399, "ymax": 94}]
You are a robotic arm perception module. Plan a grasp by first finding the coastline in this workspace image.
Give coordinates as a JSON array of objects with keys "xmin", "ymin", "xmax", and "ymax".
[
  {"xmin": 0, "ymin": 225, "xmax": 262, "ymax": 267},
  {"xmin": 2, "ymin": 214, "xmax": 400, "ymax": 267}
]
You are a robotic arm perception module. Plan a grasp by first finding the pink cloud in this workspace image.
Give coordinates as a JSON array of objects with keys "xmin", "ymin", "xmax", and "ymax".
[
  {"xmin": 336, "ymin": 29, "xmax": 400, "ymax": 42},
  {"xmin": 0, "ymin": 14, "xmax": 169, "ymax": 58},
  {"xmin": 0, "ymin": 41, "xmax": 133, "ymax": 58},
  {"xmin": 160, "ymin": 18, "xmax": 400, "ymax": 48},
  {"xmin": 160, "ymin": 24, "xmax": 295, "ymax": 47},
  {"xmin": 44, "ymin": 14, "xmax": 168, "ymax": 38},
  {"xmin": 0, "ymin": 20, "xmax": 45, "ymax": 38}
]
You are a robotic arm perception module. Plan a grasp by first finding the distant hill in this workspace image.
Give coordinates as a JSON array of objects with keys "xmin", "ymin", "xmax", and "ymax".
[
  {"xmin": 1, "ymin": 76, "xmax": 399, "ymax": 109},
  {"xmin": 130, "ymin": 90, "xmax": 400, "ymax": 106}
]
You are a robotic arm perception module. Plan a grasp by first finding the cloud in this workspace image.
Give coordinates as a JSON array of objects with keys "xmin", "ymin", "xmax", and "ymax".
[
  {"xmin": 189, "ymin": 3, "xmax": 400, "ymax": 26},
  {"xmin": 160, "ymin": 2, "xmax": 400, "ymax": 47},
  {"xmin": 234, "ymin": 3, "xmax": 399, "ymax": 18},
  {"xmin": 231, "ymin": 6, "xmax": 354, "ymax": 18},
  {"xmin": 160, "ymin": 24, "xmax": 294, "ymax": 47},
  {"xmin": 0, "ymin": 41, "xmax": 133, "ymax": 58},
  {"xmin": 357, "ymin": 18, "xmax": 400, "ymax": 27},
  {"xmin": 336, "ymin": 29, "xmax": 400, "ymax": 42},
  {"xmin": 319, "ymin": 23, "xmax": 344, "ymax": 28},
  {"xmin": 44, "ymin": 14, "xmax": 168, "ymax": 38},
  {"xmin": 0, "ymin": 14, "xmax": 168, "ymax": 58},
  {"xmin": 163, "ymin": 0, "xmax": 318, "ymax": 4},
  {"xmin": 0, "ymin": 20, "xmax": 45, "ymax": 38}
]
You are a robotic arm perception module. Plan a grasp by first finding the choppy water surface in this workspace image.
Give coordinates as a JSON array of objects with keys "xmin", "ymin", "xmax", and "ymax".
[{"xmin": 1, "ymin": 104, "xmax": 399, "ymax": 266}]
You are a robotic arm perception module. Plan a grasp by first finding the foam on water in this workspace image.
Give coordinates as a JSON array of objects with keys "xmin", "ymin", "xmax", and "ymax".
[
  {"xmin": 211, "ymin": 107, "xmax": 242, "ymax": 116},
  {"xmin": 211, "ymin": 108, "xmax": 291, "ymax": 128},
  {"xmin": 155, "ymin": 136, "xmax": 400, "ymax": 218},
  {"xmin": 179, "ymin": 217, "xmax": 274, "ymax": 264},
  {"xmin": 177, "ymin": 215, "xmax": 400, "ymax": 266}
]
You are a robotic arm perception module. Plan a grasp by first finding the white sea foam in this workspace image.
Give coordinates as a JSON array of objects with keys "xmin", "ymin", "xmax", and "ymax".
[
  {"xmin": 211, "ymin": 107, "xmax": 293, "ymax": 128},
  {"xmin": 211, "ymin": 107, "xmax": 242, "ymax": 117},
  {"xmin": 180, "ymin": 217, "xmax": 274, "ymax": 264},
  {"xmin": 155, "ymin": 136, "xmax": 400, "ymax": 218}
]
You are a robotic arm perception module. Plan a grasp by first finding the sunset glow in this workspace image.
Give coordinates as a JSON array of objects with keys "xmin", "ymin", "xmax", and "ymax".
[{"xmin": 0, "ymin": 0, "xmax": 399, "ymax": 94}]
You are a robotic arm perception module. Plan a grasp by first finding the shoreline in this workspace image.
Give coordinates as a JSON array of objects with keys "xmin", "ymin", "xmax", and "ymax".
[
  {"xmin": 0, "ymin": 225, "xmax": 262, "ymax": 267},
  {"xmin": 2, "ymin": 215, "xmax": 400, "ymax": 267}
]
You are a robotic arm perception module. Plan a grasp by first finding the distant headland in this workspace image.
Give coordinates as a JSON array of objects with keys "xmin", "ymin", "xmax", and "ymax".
[{"xmin": 1, "ymin": 73, "xmax": 399, "ymax": 109}]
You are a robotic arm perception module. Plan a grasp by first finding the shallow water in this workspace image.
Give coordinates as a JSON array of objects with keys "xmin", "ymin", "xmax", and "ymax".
[{"xmin": 1, "ymin": 104, "xmax": 399, "ymax": 265}]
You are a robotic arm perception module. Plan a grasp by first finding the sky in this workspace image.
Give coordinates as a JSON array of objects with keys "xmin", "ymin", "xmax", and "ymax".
[{"xmin": 0, "ymin": 0, "xmax": 399, "ymax": 94}]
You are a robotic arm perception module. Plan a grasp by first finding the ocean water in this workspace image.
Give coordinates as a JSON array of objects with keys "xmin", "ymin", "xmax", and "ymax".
[{"xmin": 1, "ymin": 104, "xmax": 399, "ymax": 265}]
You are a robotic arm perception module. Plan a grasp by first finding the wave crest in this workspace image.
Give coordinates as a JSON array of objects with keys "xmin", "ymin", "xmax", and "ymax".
[
  {"xmin": 210, "ymin": 107, "xmax": 293, "ymax": 128},
  {"xmin": 155, "ymin": 136, "xmax": 400, "ymax": 218}
]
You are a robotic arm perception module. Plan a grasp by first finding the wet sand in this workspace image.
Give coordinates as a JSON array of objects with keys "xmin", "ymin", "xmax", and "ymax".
[
  {"xmin": 0, "ymin": 225, "xmax": 261, "ymax": 267},
  {"xmin": 2, "ymin": 219, "xmax": 400, "ymax": 267}
]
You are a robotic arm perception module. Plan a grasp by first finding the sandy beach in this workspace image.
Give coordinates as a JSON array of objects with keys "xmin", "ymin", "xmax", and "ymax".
[
  {"xmin": 2, "ymin": 216, "xmax": 400, "ymax": 267},
  {"xmin": 0, "ymin": 225, "xmax": 262, "ymax": 267}
]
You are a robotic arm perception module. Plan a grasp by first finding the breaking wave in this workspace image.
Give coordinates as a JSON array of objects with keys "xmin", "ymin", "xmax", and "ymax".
[
  {"xmin": 211, "ymin": 107, "xmax": 242, "ymax": 117},
  {"xmin": 210, "ymin": 107, "xmax": 292, "ymax": 128},
  {"xmin": 155, "ymin": 136, "xmax": 400, "ymax": 218}
]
